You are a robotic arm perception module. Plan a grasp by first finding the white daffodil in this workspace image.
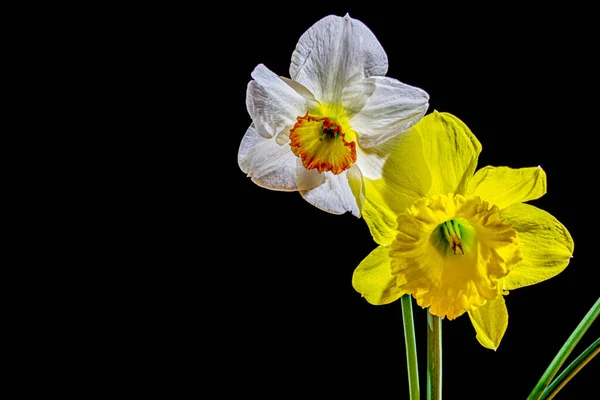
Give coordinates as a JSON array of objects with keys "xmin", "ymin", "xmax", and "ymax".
[{"xmin": 238, "ymin": 14, "xmax": 429, "ymax": 216}]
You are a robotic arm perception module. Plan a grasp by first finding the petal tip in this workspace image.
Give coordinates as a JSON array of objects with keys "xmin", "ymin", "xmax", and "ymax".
[{"xmin": 250, "ymin": 63, "xmax": 267, "ymax": 77}]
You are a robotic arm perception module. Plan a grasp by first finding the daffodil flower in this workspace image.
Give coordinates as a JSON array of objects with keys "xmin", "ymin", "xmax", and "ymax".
[
  {"xmin": 238, "ymin": 14, "xmax": 429, "ymax": 216},
  {"xmin": 353, "ymin": 111, "xmax": 574, "ymax": 349}
]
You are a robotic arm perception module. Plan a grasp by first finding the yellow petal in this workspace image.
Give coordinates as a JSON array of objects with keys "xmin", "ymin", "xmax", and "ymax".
[
  {"xmin": 468, "ymin": 295, "xmax": 508, "ymax": 350},
  {"xmin": 352, "ymin": 246, "xmax": 404, "ymax": 305},
  {"xmin": 467, "ymin": 166, "xmax": 547, "ymax": 210},
  {"xmin": 500, "ymin": 203, "xmax": 574, "ymax": 290},
  {"xmin": 360, "ymin": 127, "xmax": 431, "ymax": 245},
  {"xmin": 413, "ymin": 111, "xmax": 482, "ymax": 196}
]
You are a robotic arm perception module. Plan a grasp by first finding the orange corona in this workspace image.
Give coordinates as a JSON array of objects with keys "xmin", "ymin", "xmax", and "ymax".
[{"xmin": 289, "ymin": 112, "xmax": 357, "ymax": 175}]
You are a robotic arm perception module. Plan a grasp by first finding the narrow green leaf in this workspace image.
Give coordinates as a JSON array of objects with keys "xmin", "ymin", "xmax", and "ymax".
[
  {"xmin": 527, "ymin": 297, "xmax": 600, "ymax": 399},
  {"xmin": 539, "ymin": 337, "xmax": 600, "ymax": 400}
]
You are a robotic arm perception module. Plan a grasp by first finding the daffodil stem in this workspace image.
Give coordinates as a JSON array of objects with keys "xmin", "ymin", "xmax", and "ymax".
[
  {"xmin": 427, "ymin": 310, "xmax": 442, "ymax": 400},
  {"xmin": 401, "ymin": 295, "xmax": 420, "ymax": 400},
  {"xmin": 539, "ymin": 337, "xmax": 600, "ymax": 400},
  {"xmin": 527, "ymin": 296, "xmax": 600, "ymax": 400}
]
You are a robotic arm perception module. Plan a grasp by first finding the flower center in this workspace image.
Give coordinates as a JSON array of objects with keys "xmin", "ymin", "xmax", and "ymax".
[
  {"xmin": 289, "ymin": 103, "xmax": 357, "ymax": 175},
  {"xmin": 390, "ymin": 194, "xmax": 522, "ymax": 320},
  {"xmin": 442, "ymin": 220, "xmax": 463, "ymax": 254},
  {"xmin": 432, "ymin": 218, "xmax": 476, "ymax": 256}
]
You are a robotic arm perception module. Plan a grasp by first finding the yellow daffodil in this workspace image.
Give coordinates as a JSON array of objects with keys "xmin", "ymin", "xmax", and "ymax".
[
  {"xmin": 352, "ymin": 111, "xmax": 574, "ymax": 350},
  {"xmin": 238, "ymin": 14, "xmax": 429, "ymax": 216}
]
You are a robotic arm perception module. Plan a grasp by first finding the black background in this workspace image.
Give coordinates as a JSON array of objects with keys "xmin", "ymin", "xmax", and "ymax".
[
  {"xmin": 13, "ymin": 3, "xmax": 598, "ymax": 398},
  {"xmin": 208, "ymin": 4, "xmax": 598, "ymax": 399}
]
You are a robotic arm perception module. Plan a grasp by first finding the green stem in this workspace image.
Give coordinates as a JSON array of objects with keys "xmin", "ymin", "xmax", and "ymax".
[
  {"xmin": 539, "ymin": 337, "xmax": 600, "ymax": 400},
  {"xmin": 401, "ymin": 295, "xmax": 420, "ymax": 400},
  {"xmin": 427, "ymin": 309, "xmax": 442, "ymax": 400},
  {"xmin": 527, "ymin": 296, "xmax": 600, "ymax": 400}
]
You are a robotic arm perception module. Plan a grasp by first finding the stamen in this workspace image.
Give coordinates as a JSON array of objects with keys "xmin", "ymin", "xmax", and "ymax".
[
  {"xmin": 322, "ymin": 119, "xmax": 341, "ymax": 139},
  {"xmin": 452, "ymin": 219, "xmax": 462, "ymax": 240},
  {"xmin": 442, "ymin": 220, "xmax": 464, "ymax": 255}
]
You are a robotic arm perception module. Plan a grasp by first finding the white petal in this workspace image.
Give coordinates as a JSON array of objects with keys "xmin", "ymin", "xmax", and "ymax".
[
  {"xmin": 290, "ymin": 14, "xmax": 388, "ymax": 104},
  {"xmin": 295, "ymin": 159, "xmax": 325, "ymax": 191},
  {"xmin": 238, "ymin": 124, "xmax": 298, "ymax": 191},
  {"xmin": 347, "ymin": 164, "xmax": 365, "ymax": 213},
  {"xmin": 355, "ymin": 132, "xmax": 407, "ymax": 180},
  {"xmin": 341, "ymin": 74, "xmax": 376, "ymax": 117},
  {"xmin": 279, "ymin": 77, "xmax": 318, "ymax": 103},
  {"xmin": 300, "ymin": 168, "xmax": 361, "ymax": 216},
  {"xmin": 347, "ymin": 76, "xmax": 429, "ymax": 148},
  {"xmin": 246, "ymin": 64, "xmax": 316, "ymax": 138}
]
